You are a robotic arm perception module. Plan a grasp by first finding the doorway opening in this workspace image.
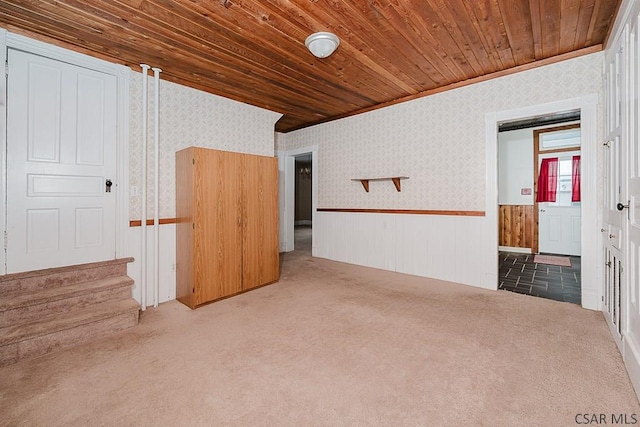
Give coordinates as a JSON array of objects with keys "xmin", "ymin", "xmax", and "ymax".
[
  {"xmin": 497, "ymin": 113, "xmax": 582, "ymax": 304},
  {"xmin": 278, "ymin": 145, "xmax": 317, "ymax": 256},
  {"xmin": 294, "ymin": 154, "xmax": 313, "ymax": 255}
]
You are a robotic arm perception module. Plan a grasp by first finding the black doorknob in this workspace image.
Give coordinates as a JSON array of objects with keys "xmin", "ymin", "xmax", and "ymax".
[{"xmin": 617, "ymin": 202, "xmax": 629, "ymax": 211}]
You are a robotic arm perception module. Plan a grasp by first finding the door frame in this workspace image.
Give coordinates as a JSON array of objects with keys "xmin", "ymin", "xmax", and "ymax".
[
  {"xmin": 485, "ymin": 94, "xmax": 600, "ymax": 309},
  {"xmin": 277, "ymin": 145, "xmax": 318, "ymax": 254},
  {"xmin": 533, "ymin": 123, "xmax": 582, "ymax": 255},
  {"xmin": 0, "ymin": 29, "xmax": 130, "ymax": 272}
]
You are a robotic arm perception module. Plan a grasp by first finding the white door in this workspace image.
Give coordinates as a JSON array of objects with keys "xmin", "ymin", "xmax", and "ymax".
[
  {"xmin": 538, "ymin": 153, "xmax": 581, "ymax": 256},
  {"xmin": 6, "ymin": 49, "xmax": 117, "ymax": 273},
  {"xmin": 624, "ymin": 13, "xmax": 640, "ymax": 371},
  {"xmin": 603, "ymin": 33, "xmax": 626, "ymax": 347}
]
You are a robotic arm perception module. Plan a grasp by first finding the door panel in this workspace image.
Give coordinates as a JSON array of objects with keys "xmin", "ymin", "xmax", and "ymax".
[
  {"xmin": 6, "ymin": 49, "xmax": 117, "ymax": 273},
  {"xmin": 242, "ymin": 155, "xmax": 279, "ymax": 290},
  {"xmin": 603, "ymin": 246, "xmax": 623, "ymax": 340},
  {"xmin": 76, "ymin": 74, "xmax": 107, "ymax": 165},
  {"xmin": 75, "ymin": 208, "xmax": 104, "ymax": 248},
  {"xmin": 28, "ymin": 174, "xmax": 103, "ymax": 196},
  {"xmin": 193, "ymin": 149, "xmax": 243, "ymax": 304},
  {"xmin": 27, "ymin": 62, "xmax": 61, "ymax": 162},
  {"xmin": 27, "ymin": 209, "xmax": 59, "ymax": 252}
]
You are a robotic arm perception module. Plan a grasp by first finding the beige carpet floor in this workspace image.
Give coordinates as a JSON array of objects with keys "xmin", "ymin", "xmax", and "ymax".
[{"xmin": 0, "ymin": 239, "xmax": 638, "ymax": 426}]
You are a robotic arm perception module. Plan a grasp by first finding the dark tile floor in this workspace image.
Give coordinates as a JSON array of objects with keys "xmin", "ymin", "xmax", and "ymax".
[{"xmin": 498, "ymin": 252, "xmax": 582, "ymax": 305}]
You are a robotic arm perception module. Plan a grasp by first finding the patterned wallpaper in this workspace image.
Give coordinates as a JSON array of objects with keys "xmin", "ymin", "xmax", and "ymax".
[
  {"xmin": 276, "ymin": 52, "xmax": 604, "ymax": 211},
  {"xmin": 129, "ymin": 71, "xmax": 281, "ymax": 219}
]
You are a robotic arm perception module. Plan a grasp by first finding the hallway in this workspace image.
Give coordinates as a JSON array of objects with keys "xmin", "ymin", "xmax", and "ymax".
[{"xmin": 294, "ymin": 225, "xmax": 311, "ymax": 254}]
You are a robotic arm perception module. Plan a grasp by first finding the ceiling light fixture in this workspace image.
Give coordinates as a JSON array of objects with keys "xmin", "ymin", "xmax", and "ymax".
[{"xmin": 305, "ymin": 32, "xmax": 340, "ymax": 58}]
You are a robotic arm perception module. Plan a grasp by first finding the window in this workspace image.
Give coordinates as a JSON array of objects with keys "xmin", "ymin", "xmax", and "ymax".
[
  {"xmin": 540, "ymin": 128, "xmax": 581, "ymax": 150},
  {"xmin": 546, "ymin": 156, "xmax": 580, "ymax": 206}
]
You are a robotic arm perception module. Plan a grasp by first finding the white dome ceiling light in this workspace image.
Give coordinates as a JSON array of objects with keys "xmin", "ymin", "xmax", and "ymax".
[{"xmin": 305, "ymin": 32, "xmax": 340, "ymax": 58}]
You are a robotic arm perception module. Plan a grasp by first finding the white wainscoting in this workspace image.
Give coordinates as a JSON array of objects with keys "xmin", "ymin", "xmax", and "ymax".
[
  {"xmin": 126, "ymin": 223, "xmax": 177, "ymax": 307},
  {"xmin": 314, "ymin": 211, "xmax": 490, "ymax": 289}
]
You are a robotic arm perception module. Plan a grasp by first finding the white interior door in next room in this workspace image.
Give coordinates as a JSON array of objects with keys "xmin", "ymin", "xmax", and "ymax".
[
  {"xmin": 538, "ymin": 152, "xmax": 581, "ymax": 256},
  {"xmin": 5, "ymin": 49, "xmax": 117, "ymax": 274}
]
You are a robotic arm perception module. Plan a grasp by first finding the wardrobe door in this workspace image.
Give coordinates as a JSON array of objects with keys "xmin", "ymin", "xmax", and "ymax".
[
  {"xmin": 193, "ymin": 149, "xmax": 243, "ymax": 304},
  {"xmin": 242, "ymin": 154, "xmax": 279, "ymax": 290}
]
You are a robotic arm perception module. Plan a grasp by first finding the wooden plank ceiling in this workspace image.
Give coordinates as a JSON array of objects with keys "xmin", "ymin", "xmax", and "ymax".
[{"xmin": 0, "ymin": 0, "xmax": 621, "ymax": 132}]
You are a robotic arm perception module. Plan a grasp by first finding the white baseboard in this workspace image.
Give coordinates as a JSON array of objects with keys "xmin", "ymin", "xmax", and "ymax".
[
  {"xmin": 126, "ymin": 224, "xmax": 176, "ymax": 307},
  {"xmin": 580, "ymin": 288, "xmax": 600, "ymax": 311}
]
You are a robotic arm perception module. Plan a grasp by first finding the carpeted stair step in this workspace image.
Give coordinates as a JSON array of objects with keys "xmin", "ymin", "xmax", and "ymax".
[
  {"xmin": 0, "ymin": 258, "xmax": 134, "ymax": 294},
  {"xmin": 0, "ymin": 299, "xmax": 140, "ymax": 367},
  {"xmin": 0, "ymin": 276, "xmax": 134, "ymax": 329}
]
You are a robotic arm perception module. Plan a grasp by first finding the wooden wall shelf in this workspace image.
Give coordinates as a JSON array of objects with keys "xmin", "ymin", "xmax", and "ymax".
[{"xmin": 352, "ymin": 176, "xmax": 409, "ymax": 192}]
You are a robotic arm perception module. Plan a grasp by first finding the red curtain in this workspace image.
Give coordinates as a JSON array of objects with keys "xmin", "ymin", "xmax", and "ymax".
[
  {"xmin": 572, "ymin": 155, "xmax": 581, "ymax": 202},
  {"xmin": 536, "ymin": 158, "xmax": 558, "ymax": 202}
]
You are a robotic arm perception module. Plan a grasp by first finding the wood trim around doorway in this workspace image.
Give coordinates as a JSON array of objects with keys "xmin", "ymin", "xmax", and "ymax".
[{"xmin": 532, "ymin": 123, "xmax": 581, "ymax": 254}]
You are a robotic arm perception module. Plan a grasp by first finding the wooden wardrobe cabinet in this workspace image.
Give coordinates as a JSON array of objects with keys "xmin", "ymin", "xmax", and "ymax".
[{"xmin": 175, "ymin": 147, "xmax": 279, "ymax": 309}]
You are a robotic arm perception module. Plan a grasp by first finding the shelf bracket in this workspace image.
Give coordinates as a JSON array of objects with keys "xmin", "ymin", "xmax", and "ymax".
[
  {"xmin": 391, "ymin": 177, "xmax": 402, "ymax": 192},
  {"xmin": 359, "ymin": 179, "xmax": 370, "ymax": 192}
]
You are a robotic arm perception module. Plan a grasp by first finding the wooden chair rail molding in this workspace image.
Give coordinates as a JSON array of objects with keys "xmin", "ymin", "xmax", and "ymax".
[
  {"xmin": 317, "ymin": 208, "xmax": 485, "ymax": 216},
  {"xmin": 129, "ymin": 218, "xmax": 178, "ymax": 227},
  {"xmin": 352, "ymin": 176, "xmax": 409, "ymax": 192}
]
